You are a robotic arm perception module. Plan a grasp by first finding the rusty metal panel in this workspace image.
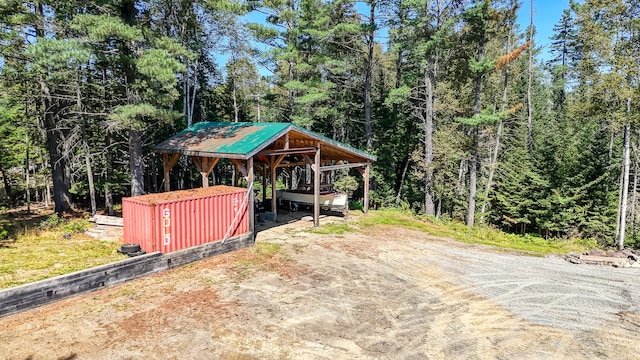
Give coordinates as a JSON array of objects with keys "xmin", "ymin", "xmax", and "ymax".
[
  {"xmin": 122, "ymin": 185, "xmax": 249, "ymax": 254},
  {"xmin": 154, "ymin": 122, "xmax": 289, "ymax": 157}
]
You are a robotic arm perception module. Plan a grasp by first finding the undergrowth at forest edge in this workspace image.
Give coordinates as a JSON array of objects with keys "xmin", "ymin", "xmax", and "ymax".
[{"xmin": 317, "ymin": 209, "xmax": 596, "ymax": 256}]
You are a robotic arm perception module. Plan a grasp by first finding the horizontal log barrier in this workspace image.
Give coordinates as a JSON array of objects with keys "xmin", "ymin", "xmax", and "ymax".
[{"xmin": 0, "ymin": 233, "xmax": 254, "ymax": 318}]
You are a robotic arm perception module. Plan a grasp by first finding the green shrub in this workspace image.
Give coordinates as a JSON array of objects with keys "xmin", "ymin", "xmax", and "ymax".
[
  {"xmin": 62, "ymin": 219, "xmax": 91, "ymax": 234},
  {"xmin": 39, "ymin": 213, "xmax": 65, "ymax": 229},
  {"xmin": 334, "ymin": 175, "xmax": 359, "ymax": 195},
  {"xmin": 348, "ymin": 200, "xmax": 363, "ymax": 211}
]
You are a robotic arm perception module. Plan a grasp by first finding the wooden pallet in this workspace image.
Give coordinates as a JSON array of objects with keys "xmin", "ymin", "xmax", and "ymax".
[{"xmin": 89, "ymin": 215, "xmax": 124, "ymax": 227}]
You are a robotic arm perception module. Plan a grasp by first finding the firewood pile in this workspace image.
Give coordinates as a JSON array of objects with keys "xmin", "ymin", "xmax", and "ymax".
[{"xmin": 565, "ymin": 248, "xmax": 640, "ymax": 267}]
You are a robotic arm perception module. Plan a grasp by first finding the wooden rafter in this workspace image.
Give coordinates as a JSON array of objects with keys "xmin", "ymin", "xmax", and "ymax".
[
  {"xmin": 231, "ymin": 159, "xmax": 248, "ymax": 178},
  {"xmin": 320, "ymin": 162, "xmax": 369, "ymax": 172},
  {"xmin": 257, "ymin": 147, "xmax": 317, "ymax": 157}
]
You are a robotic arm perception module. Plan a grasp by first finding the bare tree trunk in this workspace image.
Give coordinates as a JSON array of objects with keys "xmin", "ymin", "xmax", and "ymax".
[
  {"xmin": 183, "ymin": 69, "xmax": 188, "ymax": 125},
  {"xmin": 188, "ymin": 61, "xmax": 197, "ymax": 126},
  {"xmin": 151, "ymin": 155, "xmax": 158, "ymax": 193},
  {"xmin": 105, "ymin": 181, "xmax": 113, "ymax": 216},
  {"xmin": 1, "ymin": 169, "xmax": 12, "ymax": 205},
  {"xmin": 396, "ymin": 156, "xmax": 410, "ymax": 203},
  {"xmin": 76, "ymin": 79, "xmax": 97, "ymax": 214},
  {"xmin": 104, "ymin": 134, "xmax": 114, "ymax": 215},
  {"xmin": 422, "ymin": 0, "xmax": 444, "ymax": 216},
  {"xmin": 617, "ymin": 120, "xmax": 631, "ymax": 250},
  {"xmin": 468, "ymin": 128, "xmax": 478, "ymax": 227},
  {"xmin": 526, "ymin": 0, "xmax": 534, "ymax": 149},
  {"xmin": 481, "ymin": 23, "xmax": 514, "ymax": 222},
  {"xmin": 24, "ymin": 96, "xmax": 31, "ymax": 214},
  {"xmin": 182, "ymin": 60, "xmax": 197, "ymax": 127},
  {"xmin": 631, "ymin": 149, "xmax": 638, "ymax": 243},
  {"xmin": 121, "ymin": 0, "xmax": 144, "ymax": 197},
  {"xmin": 480, "ymin": 120, "xmax": 502, "ymax": 221},
  {"xmin": 36, "ymin": 2, "xmax": 72, "ymax": 214},
  {"xmin": 424, "ymin": 71, "xmax": 435, "ymax": 215},
  {"xmin": 615, "ymin": 159, "xmax": 624, "ymax": 244},
  {"xmin": 129, "ymin": 129, "xmax": 145, "ymax": 196},
  {"xmin": 83, "ymin": 138, "xmax": 97, "ymax": 214},
  {"xmin": 467, "ymin": 34, "xmax": 485, "ymax": 227},
  {"xmin": 609, "ymin": 129, "xmax": 615, "ymax": 165},
  {"xmin": 232, "ymin": 76, "xmax": 239, "ymax": 123},
  {"xmin": 364, "ymin": 0, "xmax": 376, "ymax": 149}
]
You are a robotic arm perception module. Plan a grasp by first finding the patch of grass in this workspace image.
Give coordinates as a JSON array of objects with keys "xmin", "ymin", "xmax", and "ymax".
[
  {"xmin": 61, "ymin": 219, "xmax": 92, "ymax": 234},
  {"xmin": 359, "ymin": 208, "xmax": 435, "ymax": 232},
  {"xmin": 358, "ymin": 209, "xmax": 594, "ymax": 256},
  {"xmin": 0, "ymin": 217, "xmax": 126, "ymax": 289},
  {"xmin": 231, "ymin": 242, "xmax": 290, "ymax": 281},
  {"xmin": 309, "ymin": 222, "xmax": 357, "ymax": 235}
]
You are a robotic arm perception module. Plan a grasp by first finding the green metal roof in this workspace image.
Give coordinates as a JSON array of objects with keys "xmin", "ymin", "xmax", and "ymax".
[
  {"xmin": 154, "ymin": 122, "xmax": 376, "ymax": 162},
  {"xmin": 154, "ymin": 122, "xmax": 289, "ymax": 158}
]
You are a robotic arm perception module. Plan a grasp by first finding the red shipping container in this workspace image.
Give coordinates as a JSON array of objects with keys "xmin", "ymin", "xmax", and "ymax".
[{"xmin": 122, "ymin": 185, "xmax": 249, "ymax": 253}]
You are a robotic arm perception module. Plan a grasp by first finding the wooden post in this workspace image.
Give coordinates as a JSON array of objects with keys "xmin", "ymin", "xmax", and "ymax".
[
  {"xmin": 163, "ymin": 154, "xmax": 170, "ymax": 192},
  {"xmin": 262, "ymin": 162, "xmax": 267, "ymax": 203},
  {"xmin": 248, "ymin": 157, "xmax": 255, "ymax": 239},
  {"xmin": 163, "ymin": 153, "xmax": 180, "ymax": 192},
  {"xmin": 232, "ymin": 165, "xmax": 238, "ymax": 187},
  {"xmin": 364, "ymin": 163, "xmax": 370, "ymax": 213},
  {"xmin": 201, "ymin": 157, "xmax": 209, "ymax": 188},
  {"xmin": 314, "ymin": 143, "xmax": 320, "ymax": 227},
  {"xmin": 271, "ymin": 156, "xmax": 277, "ymax": 217}
]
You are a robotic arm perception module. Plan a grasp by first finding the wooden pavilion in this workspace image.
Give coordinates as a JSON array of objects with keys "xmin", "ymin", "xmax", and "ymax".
[{"xmin": 153, "ymin": 122, "xmax": 376, "ymax": 234}]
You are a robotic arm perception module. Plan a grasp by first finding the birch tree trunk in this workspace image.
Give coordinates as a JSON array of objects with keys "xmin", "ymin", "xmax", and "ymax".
[
  {"xmin": 467, "ymin": 36, "xmax": 485, "ymax": 227},
  {"xmin": 232, "ymin": 77, "xmax": 239, "ymax": 123},
  {"xmin": 424, "ymin": 71, "xmax": 435, "ymax": 215},
  {"xmin": 467, "ymin": 128, "xmax": 478, "ymax": 227},
  {"xmin": 616, "ymin": 120, "xmax": 631, "ymax": 250},
  {"xmin": 396, "ymin": 156, "xmax": 410, "ymax": 203},
  {"xmin": 83, "ymin": 136, "xmax": 96, "ymax": 215}
]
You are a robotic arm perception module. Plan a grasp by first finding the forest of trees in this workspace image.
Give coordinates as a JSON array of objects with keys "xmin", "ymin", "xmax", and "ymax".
[{"xmin": 1, "ymin": 0, "xmax": 639, "ymax": 247}]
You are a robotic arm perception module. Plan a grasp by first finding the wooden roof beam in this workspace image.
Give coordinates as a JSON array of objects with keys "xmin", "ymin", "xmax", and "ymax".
[
  {"xmin": 257, "ymin": 147, "xmax": 317, "ymax": 157},
  {"xmin": 320, "ymin": 162, "xmax": 369, "ymax": 172}
]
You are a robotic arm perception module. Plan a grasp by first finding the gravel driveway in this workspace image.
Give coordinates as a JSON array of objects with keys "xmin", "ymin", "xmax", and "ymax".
[
  {"xmin": 427, "ymin": 242, "xmax": 640, "ymax": 332},
  {"xmin": 0, "ymin": 216, "xmax": 638, "ymax": 359}
]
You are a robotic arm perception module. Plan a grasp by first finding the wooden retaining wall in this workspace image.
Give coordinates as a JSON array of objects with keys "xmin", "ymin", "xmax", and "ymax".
[{"xmin": 0, "ymin": 233, "xmax": 254, "ymax": 318}]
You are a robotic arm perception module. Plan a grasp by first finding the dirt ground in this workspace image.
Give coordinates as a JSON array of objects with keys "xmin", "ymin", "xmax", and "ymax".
[{"xmin": 1, "ymin": 212, "xmax": 640, "ymax": 359}]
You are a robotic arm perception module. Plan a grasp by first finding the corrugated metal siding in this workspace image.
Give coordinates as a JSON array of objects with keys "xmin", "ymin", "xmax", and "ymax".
[
  {"xmin": 123, "ymin": 201, "xmax": 156, "ymax": 252},
  {"xmin": 122, "ymin": 186, "xmax": 249, "ymax": 254}
]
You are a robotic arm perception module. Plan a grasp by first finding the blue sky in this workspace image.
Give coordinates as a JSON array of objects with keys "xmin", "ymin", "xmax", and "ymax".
[
  {"xmin": 221, "ymin": 0, "xmax": 572, "ymax": 77},
  {"xmin": 518, "ymin": 0, "xmax": 570, "ymax": 61}
]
